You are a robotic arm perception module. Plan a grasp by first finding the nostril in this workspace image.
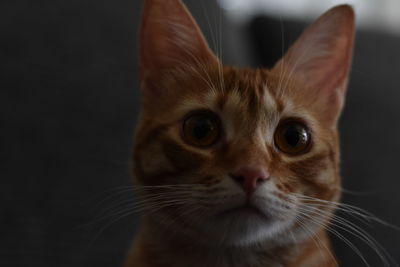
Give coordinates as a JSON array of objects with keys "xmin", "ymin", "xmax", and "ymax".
[
  {"xmin": 229, "ymin": 173, "xmax": 244, "ymax": 186},
  {"xmin": 256, "ymin": 177, "xmax": 266, "ymax": 185}
]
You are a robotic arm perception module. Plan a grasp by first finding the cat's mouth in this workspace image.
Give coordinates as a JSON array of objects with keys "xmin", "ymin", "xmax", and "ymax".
[{"xmin": 218, "ymin": 203, "xmax": 270, "ymax": 220}]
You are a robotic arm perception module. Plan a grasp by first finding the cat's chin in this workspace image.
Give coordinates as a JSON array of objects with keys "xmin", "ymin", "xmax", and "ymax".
[{"xmin": 199, "ymin": 204, "xmax": 295, "ymax": 248}]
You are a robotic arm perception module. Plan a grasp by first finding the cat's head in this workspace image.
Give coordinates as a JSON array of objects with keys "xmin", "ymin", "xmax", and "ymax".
[{"xmin": 134, "ymin": 0, "xmax": 354, "ymax": 247}]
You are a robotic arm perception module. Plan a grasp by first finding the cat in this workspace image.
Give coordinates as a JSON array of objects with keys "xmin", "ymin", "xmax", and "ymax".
[{"xmin": 125, "ymin": 0, "xmax": 355, "ymax": 266}]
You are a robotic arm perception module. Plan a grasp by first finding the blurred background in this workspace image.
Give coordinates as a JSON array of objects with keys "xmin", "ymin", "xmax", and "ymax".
[{"xmin": 2, "ymin": 0, "xmax": 400, "ymax": 266}]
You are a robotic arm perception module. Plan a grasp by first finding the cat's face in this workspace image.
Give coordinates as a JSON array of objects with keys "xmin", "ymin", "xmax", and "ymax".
[{"xmin": 135, "ymin": 0, "xmax": 354, "ymax": 247}]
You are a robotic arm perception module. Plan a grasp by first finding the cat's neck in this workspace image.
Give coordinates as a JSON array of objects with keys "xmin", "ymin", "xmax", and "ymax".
[{"xmin": 125, "ymin": 218, "xmax": 336, "ymax": 267}]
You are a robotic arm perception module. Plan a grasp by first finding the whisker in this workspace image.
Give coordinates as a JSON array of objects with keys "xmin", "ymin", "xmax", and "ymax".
[
  {"xmin": 293, "ymin": 193, "xmax": 400, "ymax": 229},
  {"xmin": 298, "ymin": 206, "xmax": 392, "ymax": 266},
  {"xmin": 296, "ymin": 209, "xmax": 371, "ymax": 267},
  {"xmin": 94, "ymin": 193, "xmax": 197, "ymax": 223},
  {"xmin": 295, "ymin": 216, "xmax": 338, "ymax": 266},
  {"xmin": 290, "ymin": 193, "xmax": 398, "ymax": 266},
  {"xmin": 89, "ymin": 199, "xmax": 195, "ymax": 246}
]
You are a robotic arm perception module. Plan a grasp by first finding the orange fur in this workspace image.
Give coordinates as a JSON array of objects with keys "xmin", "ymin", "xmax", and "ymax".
[{"xmin": 126, "ymin": 1, "xmax": 355, "ymax": 266}]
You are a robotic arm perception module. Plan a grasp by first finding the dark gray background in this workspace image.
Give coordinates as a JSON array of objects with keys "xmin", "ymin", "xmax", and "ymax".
[{"xmin": 2, "ymin": 0, "xmax": 400, "ymax": 266}]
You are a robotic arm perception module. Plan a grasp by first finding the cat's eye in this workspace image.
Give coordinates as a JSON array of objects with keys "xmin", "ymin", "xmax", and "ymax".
[
  {"xmin": 182, "ymin": 112, "xmax": 220, "ymax": 147},
  {"xmin": 274, "ymin": 119, "xmax": 311, "ymax": 155}
]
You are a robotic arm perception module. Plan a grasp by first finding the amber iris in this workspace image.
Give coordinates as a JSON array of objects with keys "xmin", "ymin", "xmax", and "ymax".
[
  {"xmin": 274, "ymin": 120, "xmax": 311, "ymax": 155},
  {"xmin": 182, "ymin": 113, "xmax": 220, "ymax": 147}
]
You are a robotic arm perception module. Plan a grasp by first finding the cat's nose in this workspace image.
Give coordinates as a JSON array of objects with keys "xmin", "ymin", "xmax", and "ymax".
[{"xmin": 229, "ymin": 167, "xmax": 270, "ymax": 195}]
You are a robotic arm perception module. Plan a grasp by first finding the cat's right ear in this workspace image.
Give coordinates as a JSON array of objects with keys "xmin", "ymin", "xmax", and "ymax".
[
  {"xmin": 139, "ymin": 0, "xmax": 218, "ymax": 91},
  {"xmin": 272, "ymin": 5, "xmax": 355, "ymax": 125}
]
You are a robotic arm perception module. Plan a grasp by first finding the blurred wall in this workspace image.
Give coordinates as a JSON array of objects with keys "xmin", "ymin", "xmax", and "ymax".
[{"xmin": 2, "ymin": 1, "xmax": 141, "ymax": 266}]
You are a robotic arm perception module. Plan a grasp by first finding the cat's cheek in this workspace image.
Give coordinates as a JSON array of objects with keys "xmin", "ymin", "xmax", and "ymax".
[
  {"xmin": 315, "ymin": 169, "xmax": 337, "ymax": 185},
  {"xmin": 161, "ymin": 137, "xmax": 210, "ymax": 172},
  {"xmin": 138, "ymin": 142, "xmax": 175, "ymax": 176}
]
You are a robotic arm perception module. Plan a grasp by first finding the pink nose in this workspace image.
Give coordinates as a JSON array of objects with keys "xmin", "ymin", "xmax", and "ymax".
[{"xmin": 229, "ymin": 167, "xmax": 270, "ymax": 195}]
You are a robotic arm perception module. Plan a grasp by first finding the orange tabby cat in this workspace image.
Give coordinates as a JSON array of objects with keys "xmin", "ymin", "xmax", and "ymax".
[{"xmin": 125, "ymin": 0, "xmax": 354, "ymax": 266}]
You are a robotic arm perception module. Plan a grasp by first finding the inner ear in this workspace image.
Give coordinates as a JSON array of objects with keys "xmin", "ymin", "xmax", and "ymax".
[{"xmin": 139, "ymin": 0, "xmax": 219, "ymax": 84}]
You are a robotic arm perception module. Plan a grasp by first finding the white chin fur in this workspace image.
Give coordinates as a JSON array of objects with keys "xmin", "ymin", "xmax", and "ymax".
[
  {"xmin": 192, "ymin": 193, "xmax": 297, "ymax": 247},
  {"xmin": 207, "ymin": 213, "xmax": 294, "ymax": 247}
]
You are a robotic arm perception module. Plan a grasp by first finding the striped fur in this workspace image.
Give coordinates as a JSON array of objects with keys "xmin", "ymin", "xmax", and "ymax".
[{"xmin": 126, "ymin": 1, "xmax": 354, "ymax": 266}]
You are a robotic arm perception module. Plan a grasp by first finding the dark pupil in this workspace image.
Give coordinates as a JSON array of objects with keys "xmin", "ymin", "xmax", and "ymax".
[
  {"xmin": 284, "ymin": 126, "xmax": 302, "ymax": 147},
  {"xmin": 192, "ymin": 118, "xmax": 213, "ymax": 140}
]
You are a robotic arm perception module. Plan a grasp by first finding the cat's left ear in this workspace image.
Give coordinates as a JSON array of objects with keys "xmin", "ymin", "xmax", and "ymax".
[
  {"xmin": 273, "ymin": 5, "xmax": 355, "ymax": 125},
  {"xmin": 139, "ymin": 0, "xmax": 219, "ymax": 91}
]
